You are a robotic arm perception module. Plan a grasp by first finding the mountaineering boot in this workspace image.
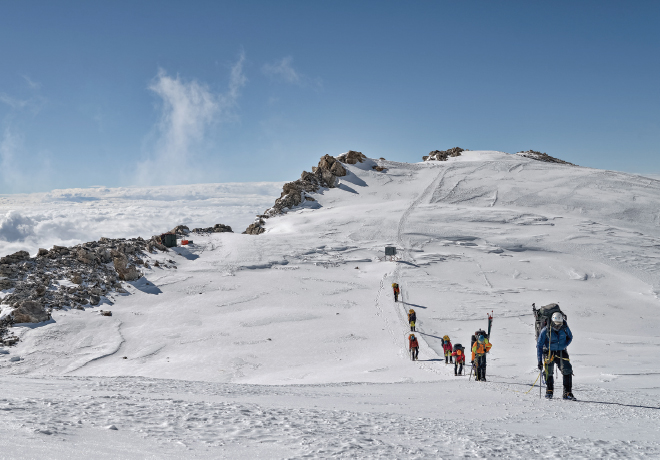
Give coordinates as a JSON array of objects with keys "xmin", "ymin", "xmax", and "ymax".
[
  {"xmin": 562, "ymin": 373, "xmax": 575, "ymax": 399},
  {"xmin": 545, "ymin": 390, "xmax": 553, "ymax": 399}
]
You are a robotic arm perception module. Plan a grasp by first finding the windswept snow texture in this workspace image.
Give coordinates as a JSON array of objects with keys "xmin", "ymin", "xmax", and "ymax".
[
  {"xmin": 0, "ymin": 182, "xmax": 284, "ymax": 257},
  {"xmin": 1, "ymin": 151, "xmax": 660, "ymax": 458}
]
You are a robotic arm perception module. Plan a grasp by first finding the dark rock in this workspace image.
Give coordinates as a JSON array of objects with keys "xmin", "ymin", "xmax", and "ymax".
[
  {"xmin": 0, "ymin": 251, "xmax": 30, "ymax": 265},
  {"xmin": 100, "ymin": 310, "xmax": 112, "ymax": 316},
  {"xmin": 37, "ymin": 248, "xmax": 48, "ymax": 257},
  {"xmin": 423, "ymin": 147, "xmax": 464, "ymax": 161},
  {"xmin": 517, "ymin": 150, "xmax": 576, "ymax": 166},
  {"xmin": 337, "ymin": 150, "xmax": 367, "ymax": 164},
  {"xmin": 170, "ymin": 225, "xmax": 190, "ymax": 236},
  {"xmin": 90, "ymin": 295, "xmax": 101, "ymax": 306},
  {"xmin": 12, "ymin": 300, "xmax": 51, "ymax": 323},
  {"xmin": 113, "ymin": 253, "xmax": 141, "ymax": 281},
  {"xmin": 244, "ymin": 219, "xmax": 266, "ymax": 235},
  {"xmin": 0, "ymin": 279, "xmax": 13, "ymax": 290},
  {"xmin": 191, "ymin": 223, "xmax": 233, "ymax": 234}
]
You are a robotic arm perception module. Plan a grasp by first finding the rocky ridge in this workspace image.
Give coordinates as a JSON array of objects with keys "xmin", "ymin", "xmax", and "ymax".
[
  {"xmin": 243, "ymin": 151, "xmax": 368, "ymax": 235},
  {"xmin": 423, "ymin": 147, "xmax": 465, "ymax": 161},
  {"xmin": 516, "ymin": 150, "xmax": 576, "ymax": 166},
  {"xmin": 0, "ymin": 222, "xmax": 231, "ymax": 345}
]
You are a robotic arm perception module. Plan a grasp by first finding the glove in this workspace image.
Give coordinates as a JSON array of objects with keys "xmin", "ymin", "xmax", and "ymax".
[
  {"xmin": 538, "ymin": 362, "xmax": 543, "ymax": 371},
  {"xmin": 470, "ymin": 360, "xmax": 474, "ymax": 364}
]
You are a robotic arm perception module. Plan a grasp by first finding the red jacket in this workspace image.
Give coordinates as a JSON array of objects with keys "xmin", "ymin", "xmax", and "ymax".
[
  {"xmin": 409, "ymin": 337, "xmax": 419, "ymax": 349},
  {"xmin": 451, "ymin": 349, "xmax": 466, "ymax": 363},
  {"xmin": 442, "ymin": 341, "xmax": 453, "ymax": 354}
]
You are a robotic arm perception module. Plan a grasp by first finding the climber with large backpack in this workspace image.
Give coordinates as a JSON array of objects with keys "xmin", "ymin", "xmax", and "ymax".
[
  {"xmin": 392, "ymin": 283, "xmax": 400, "ymax": 302},
  {"xmin": 535, "ymin": 303, "xmax": 575, "ymax": 400},
  {"xmin": 409, "ymin": 333, "xmax": 419, "ymax": 360},
  {"xmin": 408, "ymin": 309, "xmax": 416, "ymax": 332},
  {"xmin": 451, "ymin": 344, "xmax": 466, "ymax": 375},
  {"xmin": 442, "ymin": 335, "xmax": 453, "ymax": 364},
  {"xmin": 471, "ymin": 333, "xmax": 492, "ymax": 381}
]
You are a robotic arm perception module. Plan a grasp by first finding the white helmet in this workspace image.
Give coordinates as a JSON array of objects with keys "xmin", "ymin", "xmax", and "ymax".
[{"xmin": 551, "ymin": 312, "xmax": 563, "ymax": 325}]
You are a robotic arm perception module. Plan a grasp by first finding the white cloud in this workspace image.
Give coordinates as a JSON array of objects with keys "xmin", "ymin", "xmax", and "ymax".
[
  {"xmin": 263, "ymin": 56, "xmax": 301, "ymax": 84},
  {"xmin": 0, "ymin": 210, "xmax": 35, "ymax": 243},
  {"xmin": 133, "ymin": 52, "xmax": 247, "ymax": 186},
  {"xmin": 22, "ymin": 75, "xmax": 41, "ymax": 90},
  {"xmin": 0, "ymin": 93, "xmax": 29, "ymax": 110},
  {"xmin": 262, "ymin": 56, "xmax": 322, "ymax": 89},
  {"xmin": 0, "ymin": 181, "xmax": 283, "ymax": 257}
]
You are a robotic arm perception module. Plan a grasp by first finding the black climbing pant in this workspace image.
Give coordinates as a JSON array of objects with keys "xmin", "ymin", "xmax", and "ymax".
[
  {"xmin": 544, "ymin": 349, "xmax": 572, "ymax": 393},
  {"xmin": 475, "ymin": 354, "xmax": 487, "ymax": 381},
  {"xmin": 410, "ymin": 347, "xmax": 419, "ymax": 360},
  {"xmin": 455, "ymin": 362, "xmax": 463, "ymax": 375}
]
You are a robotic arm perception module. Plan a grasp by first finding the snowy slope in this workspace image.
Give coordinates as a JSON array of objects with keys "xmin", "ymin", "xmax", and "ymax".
[{"xmin": 1, "ymin": 151, "xmax": 659, "ymax": 458}]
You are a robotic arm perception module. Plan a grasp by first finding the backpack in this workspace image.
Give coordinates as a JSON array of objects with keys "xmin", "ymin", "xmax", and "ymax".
[
  {"xmin": 470, "ymin": 329, "xmax": 488, "ymax": 349},
  {"xmin": 532, "ymin": 303, "xmax": 566, "ymax": 340},
  {"xmin": 453, "ymin": 343, "xmax": 463, "ymax": 352}
]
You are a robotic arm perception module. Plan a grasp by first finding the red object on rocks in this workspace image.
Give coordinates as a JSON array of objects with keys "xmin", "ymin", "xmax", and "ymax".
[{"xmin": 181, "ymin": 240, "xmax": 189, "ymax": 245}]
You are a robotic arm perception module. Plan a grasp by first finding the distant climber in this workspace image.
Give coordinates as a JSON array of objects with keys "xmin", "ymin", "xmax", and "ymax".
[
  {"xmin": 409, "ymin": 333, "xmax": 419, "ymax": 361},
  {"xmin": 442, "ymin": 335, "xmax": 453, "ymax": 364},
  {"xmin": 452, "ymin": 344, "xmax": 466, "ymax": 376},
  {"xmin": 471, "ymin": 333, "xmax": 492, "ymax": 381},
  {"xmin": 537, "ymin": 311, "xmax": 575, "ymax": 400},
  {"xmin": 392, "ymin": 283, "xmax": 400, "ymax": 302},
  {"xmin": 408, "ymin": 309, "xmax": 416, "ymax": 332}
]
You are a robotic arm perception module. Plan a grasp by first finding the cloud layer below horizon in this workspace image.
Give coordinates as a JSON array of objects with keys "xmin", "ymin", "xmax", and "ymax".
[{"xmin": 0, "ymin": 181, "xmax": 282, "ymax": 257}]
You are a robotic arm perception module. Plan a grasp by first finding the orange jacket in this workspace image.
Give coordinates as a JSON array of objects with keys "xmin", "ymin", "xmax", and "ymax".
[
  {"xmin": 471, "ymin": 339, "xmax": 492, "ymax": 361},
  {"xmin": 451, "ymin": 349, "xmax": 466, "ymax": 363},
  {"xmin": 409, "ymin": 337, "xmax": 419, "ymax": 349}
]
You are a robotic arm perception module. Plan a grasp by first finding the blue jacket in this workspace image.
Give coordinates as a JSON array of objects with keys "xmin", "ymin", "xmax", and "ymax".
[{"xmin": 537, "ymin": 323, "xmax": 573, "ymax": 362}]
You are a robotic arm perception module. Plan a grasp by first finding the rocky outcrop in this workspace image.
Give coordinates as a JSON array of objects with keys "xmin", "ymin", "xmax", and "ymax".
[
  {"xmin": 244, "ymin": 219, "xmax": 266, "ymax": 235},
  {"xmin": 113, "ymin": 253, "xmax": 141, "ymax": 281},
  {"xmin": 11, "ymin": 300, "xmax": 51, "ymax": 324},
  {"xmin": 517, "ymin": 150, "xmax": 576, "ymax": 166},
  {"xmin": 423, "ymin": 147, "xmax": 464, "ymax": 161},
  {"xmin": 170, "ymin": 225, "xmax": 190, "ymax": 236},
  {"xmin": 191, "ymin": 223, "xmax": 233, "ymax": 234},
  {"xmin": 249, "ymin": 154, "xmax": 351, "ymax": 226},
  {"xmin": 336, "ymin": 150, "xmax": 367, "ymax": 164}
]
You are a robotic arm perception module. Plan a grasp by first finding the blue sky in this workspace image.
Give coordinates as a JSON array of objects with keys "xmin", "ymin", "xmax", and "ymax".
[{"xmin": 0, "ymin": 1, "xmax": 658, "ymax": 193}]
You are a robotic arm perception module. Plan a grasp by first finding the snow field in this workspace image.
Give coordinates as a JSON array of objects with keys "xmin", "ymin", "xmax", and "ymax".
[{"xmin": 1, "ymin": 150, "xmax": 660, "ymax": 457}]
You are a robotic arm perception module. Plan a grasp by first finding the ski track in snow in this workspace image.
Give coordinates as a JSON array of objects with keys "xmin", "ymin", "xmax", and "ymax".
[{"xmin": 1, "ymin": 151, "xmax": 660, "ymax": 458}]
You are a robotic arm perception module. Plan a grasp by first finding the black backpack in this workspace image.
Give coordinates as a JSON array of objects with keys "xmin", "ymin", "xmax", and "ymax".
[
  {"xmin": 453, "ymin": 343, "xmax": 464, "ymax": 352},
  {"xmin": 532, "ymin": 303, "xmax": 566, "ymax": 340}
]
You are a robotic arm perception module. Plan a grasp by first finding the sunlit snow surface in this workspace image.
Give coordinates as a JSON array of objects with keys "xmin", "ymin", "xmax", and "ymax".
[{"xmin": 1, "ymin": 151, "xmax": 660, "ymax": 458}]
